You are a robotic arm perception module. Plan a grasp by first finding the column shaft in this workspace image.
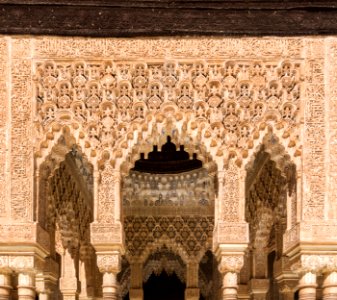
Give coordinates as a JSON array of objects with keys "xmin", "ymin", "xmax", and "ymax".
[
  {"xmin": 0, "ymin": 273, "xmax": 11, "ymax": 300},
  {"xmin": 222, "ymin": 271, "xmax": 238, "ymax": 300},
  {"xmin": 18, "ymin": 273, "xmax": 35, "ymax": 300},
  {"xmin": 298, "ymin": 272, "xmax": 317, "ymax": 300},
  {"xmin": 103, "ymin": 272, "xmax": 118, "ymax": 300},
  {"xmin": 323, "ymin": 271, "xmax": 337, "ymax": 300}
]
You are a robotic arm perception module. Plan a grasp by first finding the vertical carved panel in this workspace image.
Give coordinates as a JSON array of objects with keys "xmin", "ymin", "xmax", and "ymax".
[
  {"xmin": 0, "ymin": 38, "xmax": 8, "ymax": 216},
  {"xmin": 97, "ymin": 164, "xmax": 116, "ymax": 223},
  {"xmin": 302, "ymin": 39, "xmax": 326, "ymax": 220},
  {"xmin": 10, "ymin": 38, "xmax": 33, "ymax": 220},
  {"xmin": 326, "ymin": 38, "xmax": 337, "ymax": 219},
  {"xmin": 222, "ymin": 160, "xmax": 240, "ymax": 222}
]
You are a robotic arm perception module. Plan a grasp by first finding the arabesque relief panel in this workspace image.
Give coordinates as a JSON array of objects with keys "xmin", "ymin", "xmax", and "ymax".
[
  {"xmin": 1, "ymin": 34, "xmax": 337, "ymax": 300},
  {"xmin": 0, "ymin": 38, "xmax": 8, "ymax": 217}
]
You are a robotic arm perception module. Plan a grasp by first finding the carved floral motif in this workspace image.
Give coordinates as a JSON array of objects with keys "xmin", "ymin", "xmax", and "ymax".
[
  {"xmin": 97, "ymin": 254, "xmax": 121, "ymax": 273},
  {"xmin": 218, "ymin": 255, "xmax": 244, "ymax": 273}
]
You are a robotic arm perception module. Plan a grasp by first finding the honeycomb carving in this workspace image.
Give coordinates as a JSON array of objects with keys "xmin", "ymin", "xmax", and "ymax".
[
  {"xmin": 124, "ymin": 216, "xmax": 213, "ymax": 261},
  {"xmin": 48, "ymin": 151, "xmax": 93, "ymax": 251},
  {"xmin": 35, "ymin": 60, "xmax": 302, "ymax": 163},
  {"xmin": 123, "ymin": 169, "xmax": 215, "ymax": 208}
]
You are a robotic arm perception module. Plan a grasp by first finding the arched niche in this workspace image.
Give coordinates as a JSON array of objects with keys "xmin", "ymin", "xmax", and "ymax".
[
  {"xmin": 244, "ymin": 131, "xmax": 297, "ymax": 299},
  {"xmin": 35, "ymin": 129, "xmax": 98, "ymax": 299}
]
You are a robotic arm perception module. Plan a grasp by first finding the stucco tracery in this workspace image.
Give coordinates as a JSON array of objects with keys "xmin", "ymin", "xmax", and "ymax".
[{"xmin": 0, "ymin": 36, "xmax": 336, "ymax": 300}]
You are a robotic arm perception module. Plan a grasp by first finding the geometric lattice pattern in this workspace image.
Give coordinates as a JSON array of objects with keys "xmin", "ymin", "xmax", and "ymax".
[{"xmin": 124, "ymin": 216, "xmax": 214, "ymax": 258}]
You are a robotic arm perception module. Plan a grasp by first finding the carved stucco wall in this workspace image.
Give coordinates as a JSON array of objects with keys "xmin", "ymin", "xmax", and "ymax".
[
  {"xmin": 0, "ymin": 39, "xmax": 8, "ymax": 218},
  {"xmin": 0, "ymin": 36, "xmax": 336, "ymax": 252}
]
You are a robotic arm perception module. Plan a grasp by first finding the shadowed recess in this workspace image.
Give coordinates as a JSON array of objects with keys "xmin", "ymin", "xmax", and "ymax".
[{"xmin": 132, "ymin": 136, "xmax": 202, "ymax": 174}]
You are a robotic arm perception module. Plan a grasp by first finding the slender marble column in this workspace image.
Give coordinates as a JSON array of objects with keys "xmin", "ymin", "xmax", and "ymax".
[
  {"xmin": 17, "ymin": 273, "xmax": 35, "ymax": 300},
  {"xmin": 102, "ymin": 272, "xmax": 118, "ymax": 300},
  {"xmin": 97, "ymin": 252, "xmax": 121, "ymax": 300},
  {"xmin": 298, "ymin": 271, "xmax": 317, "ymax": 300},
  {"xmin": 218, "ymin": 255, "xmax": 244, "ymax": 300},
  {"xmin": 222, "ymin": 271, "xmax": 239, "ymax": 300},
  {"xmin": 0, "ymin": 273, "xmax": 11, "ymax": 300},
  {"xmin": 35, "ymin": 273, "xmax": 49, "ymax": 300},
  {"xmin": 323, "ymin": 271, "xmax": 337, "ymax": 300}
]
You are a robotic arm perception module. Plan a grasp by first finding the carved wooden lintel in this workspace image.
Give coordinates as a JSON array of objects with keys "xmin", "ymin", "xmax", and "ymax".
[{"xmin": 1, "ymin": 2, "xmax": 337, "ymax": 36}]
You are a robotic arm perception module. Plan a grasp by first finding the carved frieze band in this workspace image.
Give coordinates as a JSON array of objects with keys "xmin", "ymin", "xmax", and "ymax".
[
  {"xmin": 32, "ymin": 38, "xmax": 303, "ymax": 60},
  {"xmin": 292, "ymin": 255, "xmax": 337, "ymax": 274},
  {"xmin": 0, "ymin": 223, "xmax": 50, "ymax": 252},
  {"xmin": 0, "ymin": 255, "xmax": 36, "ymax": 272},
  {"xmin": 284, "ymin": 222, "xmax": 337, "ymax": 253}
]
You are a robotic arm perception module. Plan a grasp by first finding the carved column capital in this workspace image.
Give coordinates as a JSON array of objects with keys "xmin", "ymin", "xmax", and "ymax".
[
  {"xmin": 0, "ymin": 255, "xmax": 40, "ymax": 274},
  {"xmin": 97, "ymin": 252, "xmax": 121, "ymax": 274},
  {"xmin": 218, "ymin": 255, "xmax": 244, "ymax": 274},
  {"xmin": 292, "ymin": 255, "xmax": 337, "ymax": 274}
]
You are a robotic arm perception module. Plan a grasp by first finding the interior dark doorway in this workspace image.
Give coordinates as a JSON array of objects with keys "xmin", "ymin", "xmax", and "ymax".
[{"xmin": 143, "ymin": 271, "xmax": 185, "ymax": 300}]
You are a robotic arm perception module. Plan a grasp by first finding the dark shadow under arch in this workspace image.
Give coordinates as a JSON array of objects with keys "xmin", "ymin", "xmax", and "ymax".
[{"xmin": 143, "ymin": 271, "xmax": 185, "ymax": 300}]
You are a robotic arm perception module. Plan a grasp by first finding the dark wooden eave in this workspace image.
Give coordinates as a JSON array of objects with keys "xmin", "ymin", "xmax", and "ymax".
[{"xmin": 1, "ymin": 0, "xmax": 337, "ymax": 37}]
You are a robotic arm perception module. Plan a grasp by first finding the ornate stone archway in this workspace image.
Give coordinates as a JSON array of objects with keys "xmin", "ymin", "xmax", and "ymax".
[{"xmin": 1, "ymin": 36, "xmax": 337, "ymax": 300}]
